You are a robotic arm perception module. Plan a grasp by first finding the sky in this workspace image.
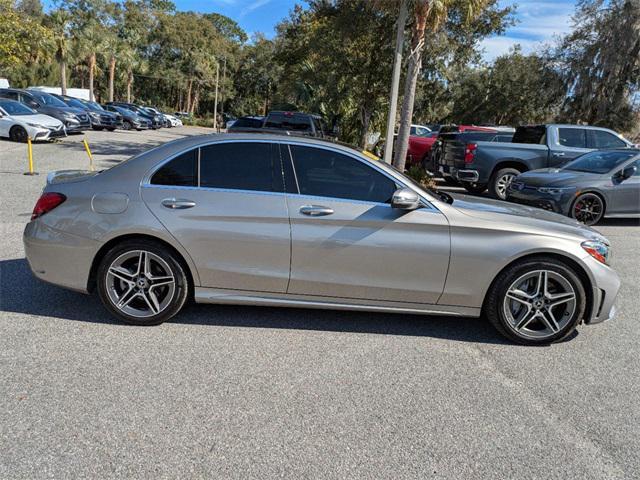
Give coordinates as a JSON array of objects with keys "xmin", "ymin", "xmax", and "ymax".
[{"xmin": 180, "ymin": 0, "xmax": 578, "ymax": 61}]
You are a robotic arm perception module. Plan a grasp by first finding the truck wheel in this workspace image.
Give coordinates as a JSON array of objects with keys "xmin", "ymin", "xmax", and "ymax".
[
  {"xmin": 464, "ymin": 183, "xmax": 487, "ymax": 195},
  {"xmin": 489, "ymin": 168, "xmax": 520, "ymax": 200},
  {"xmin": 443, "ymin": 177, "xmax": 460, "ymax": 186}
]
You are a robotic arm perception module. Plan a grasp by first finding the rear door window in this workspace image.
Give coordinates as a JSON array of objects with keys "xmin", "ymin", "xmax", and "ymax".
[
  {"xmin": 199, "ymin": 142, "xmax": 283, "ymax": 193},
  {"xmin": 558, "ymin": 128, "xmax": 587, "ymax": 148},
  {"xmin": 151, "ymin": 149, "xmax": 198, "ymax": 187}
]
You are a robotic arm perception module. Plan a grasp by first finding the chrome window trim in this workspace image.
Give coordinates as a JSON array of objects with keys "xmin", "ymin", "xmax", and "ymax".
[{"xmin": 141, "ymin": 137, "xmax": 440, "ymax": 213}]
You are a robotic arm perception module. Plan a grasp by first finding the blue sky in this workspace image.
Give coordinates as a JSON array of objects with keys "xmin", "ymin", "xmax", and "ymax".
[{"xmin": 186, "ymin": 0, "xmax": 578, "ymax": 60}]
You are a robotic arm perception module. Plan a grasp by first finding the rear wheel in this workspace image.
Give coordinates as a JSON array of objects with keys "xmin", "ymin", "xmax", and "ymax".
[
  {"xmin": 9, "ymin": 125, "xmax": 28, "ymax": 143},
  {"xmin": 97, "ymin": 240, "xmax": 189, "ymax": 325},
  {"xmin": 489, "ymin": 168, "xmax": 520, "ymax": 200},
  {"xmin": 571, "ymin": 193, "xmax": 605, "ymax": 226},
  {"xmin": 122, "ymin": 121, "xmax": 132, "ymax": 131},
  {"xmin": 484, "ymin": 257, "xmax": 586, "ymax": 345},
  {"xmin": 106, "ymin": 127, "xmax": 116, "ymax": 132}
]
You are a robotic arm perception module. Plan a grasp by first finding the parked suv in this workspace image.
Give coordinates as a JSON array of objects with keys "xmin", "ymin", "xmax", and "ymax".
[
  {"xmin": 54, "ymin": 94, "xmax": 122, "ymax": 131},
  {"xmin": 438, "ymin": 124, "xmax": 633, "ymax": 199},
  {"xmin": 229, "ymin": 111, "xmax": 331, "ymax": 138},
  {"xmin": 107, "ymin": 102, "xmax": 163, "ymax": 129},
  {"xmin": 103, "ymin": 104, "xmax": 151, "ymax": 130},
  {"xmin": 0, "ymin": 88, "xmax": 90, "ymax": 132}
]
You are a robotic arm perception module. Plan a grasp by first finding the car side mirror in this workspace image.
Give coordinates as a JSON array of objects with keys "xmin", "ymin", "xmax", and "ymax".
[
  {"xmin": 616, "ymin": 165, "xmax": 637, "ymax": 181},
  {"xmin": 391, "ymin": 188, "xmax": 421, "ymax": 210}
]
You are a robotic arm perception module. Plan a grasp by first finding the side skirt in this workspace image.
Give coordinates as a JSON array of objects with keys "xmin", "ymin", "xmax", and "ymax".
[{"xmin": 194, "ymin": 287, "xmax": 481, "ymax": 317}]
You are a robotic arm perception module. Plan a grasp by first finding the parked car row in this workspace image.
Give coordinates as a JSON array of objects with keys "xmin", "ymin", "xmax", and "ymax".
[{"xmin": 0, "ymin": 87, "xmax": 182, "ymax": 142}]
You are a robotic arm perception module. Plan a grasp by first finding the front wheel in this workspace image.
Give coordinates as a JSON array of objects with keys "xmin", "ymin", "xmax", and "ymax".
[
  {"xmin": 484, "ymin": 257, "xmax": 586, "ymax": 345},
  {"xmin": 489, "ymin": 168, "xmax": 520, "ymax": 200},
  {"xmin": 571, "ymin": 193, "xmax": 605, "ymax": 226},
  {"xmin": 9, "ymin": 125, "xmax": 28, "ymax": 143},
  {"xmin": 97, "ymin": 240, "xmax": 189, "ymax": 325},
  {"xmin": 122, "ymin": 121, "xmax": 132, "ymax": 131}
]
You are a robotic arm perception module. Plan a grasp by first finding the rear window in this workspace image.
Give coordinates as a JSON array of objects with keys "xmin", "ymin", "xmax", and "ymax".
[
  {"xmin": 512, "ymin": 126, "xmax": 546, "ymax": 144},
  {"xmin": 265, "ymin": 113, "xmax": 312, "ymax": 132},
  {"xmin": 231, "ymin": 117, "xmax": 263, "ymax": 128}
]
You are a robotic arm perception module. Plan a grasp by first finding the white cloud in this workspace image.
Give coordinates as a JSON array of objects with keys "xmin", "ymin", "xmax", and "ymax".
[{"xmin": 239, "ymin": 0, "xmax": 271, "ymax": 18}]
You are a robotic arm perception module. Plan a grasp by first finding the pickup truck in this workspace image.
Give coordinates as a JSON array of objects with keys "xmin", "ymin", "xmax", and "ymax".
[
  {"xmin": 227, "ymin": 110, "xmax": 332, "ymax": 138},
  {"xmin": 438, "ymin": 124, "xmax": 635, "ymax": 199}
]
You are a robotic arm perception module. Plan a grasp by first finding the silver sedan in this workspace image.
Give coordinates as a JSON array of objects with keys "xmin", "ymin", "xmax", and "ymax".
[{"xmin": 24, "ymin": 134, "xmax": 620, "ymax": 345}]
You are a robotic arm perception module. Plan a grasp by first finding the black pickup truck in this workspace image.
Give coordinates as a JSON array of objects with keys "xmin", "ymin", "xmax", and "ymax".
[
  {"xmin": 228, "ymin": 111, "xmax": 332, "ymax": 138},
  {"xmin": 438, "ymin": 124, "xmax": 635, "ymax": 199}
]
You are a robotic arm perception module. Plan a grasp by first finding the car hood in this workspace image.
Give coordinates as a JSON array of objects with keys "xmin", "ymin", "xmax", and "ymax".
[
  {"xmin": 515, "ymin": 168, "xmax": 602, "ymax": 187},
  {"xmin": 448, "ymin": 193, "xmax": 607, "ymax": 242},
  {"xmin": 13, "ymin": 113, "xmax": 63, "ymax": 127}
]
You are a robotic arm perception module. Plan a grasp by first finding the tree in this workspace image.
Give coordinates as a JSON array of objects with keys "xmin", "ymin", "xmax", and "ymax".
[
  {"xmin": 555, "ymin": 0, "xmax": 640, "ymax": 131},
  {"xmin": 46, "ymin": 7, "xmax": 72, "ymax": 95},
  {"xmin": 393, "ymin": 0, "xmax": 491, "ymax": 171}
]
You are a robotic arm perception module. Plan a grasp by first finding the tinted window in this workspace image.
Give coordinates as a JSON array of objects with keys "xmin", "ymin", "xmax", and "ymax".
[
  {"xmin": 562, "ymin": 150, "xmax": 637, "ymax": 174},
  {"xmin": 558, "ymin": 128, "xmax": 587, "ymax": 148},
  {"xmin": 460, "ymin": 132, "xmax": 498, "ymax": 142},
  {"xmin": 230, "ymin": 117, "xmax": 263, "ymax": 128},
  {"xmin": 289, "ymin": 145, "xmax": 396, "ymax": 203},
  {"xmin": 0, "ymin": 100, "xmax": 35, "ymax": 115},
  {"xmin": 265, "ymin": 113, "xmax": 312, "ymax": 132},
  {"xmin": 29, "ymin": 91, "xmax": 67, "ymax": 107},
  {"xmin": 200, "ymin": 142, "xmax": 281, "ymax": 192},
  {"xmin": 0, "ymin": 90, "xmax": 19, "ymax": 101},
  {"xmin": 588, "ymin": 129, "xmax": 627, "ymax": 149},
  {"xmin": 151, "ymin": 149, "xmax": 197, "ymax": 186}
]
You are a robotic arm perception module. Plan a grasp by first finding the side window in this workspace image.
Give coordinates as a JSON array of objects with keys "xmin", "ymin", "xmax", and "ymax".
[
  {"xmin": 289, "ymin": 145, "xmax": 397, "ymax": 203},
  {"xmin": 588, "ymin": 130, "xmax": 627, "ymax": 149},
  {"xmin": 200, "ymin": 142, "xmax": 282, "ymax": 192},
  {"xmin": 630, "ymin": 159, "xmax": 640, "ymax": 177},
  {"xmin": 151, "ymin": 149, "xmax": 198, "ymax": 186},
  {"xmin": 410, "ymin": 126, "xmax": 416, "ymax": 135},
  {"xmin": 558, "ymin": 128, "xmax": 587, "ymax": 148},
  {"xmin": 2, "ymin": 91, "xmax": 19, "ymax": 101}
]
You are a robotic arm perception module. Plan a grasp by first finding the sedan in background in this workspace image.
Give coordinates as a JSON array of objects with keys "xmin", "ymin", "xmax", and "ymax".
[
  {"xmin": 103, "ymin": 105, "xmax": 151, "ymax": 131},
  {"xmin": 0, "ymin": 99, "xmax": 65, "ymax": 142},
  {"xmin": 24, "ymin": 134, "xmax": 620, "ymax": 345},
  {"xmin": 507, "ymin": 149, "xmax": 640, "ymax": 225},
  {"xmin": 55, "ymin": 94, "xmax": 122, "ymax": 131}
]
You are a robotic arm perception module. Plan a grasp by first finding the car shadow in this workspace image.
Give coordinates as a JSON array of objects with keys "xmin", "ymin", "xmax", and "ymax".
[
  {"xmin": 596, "ymin": 218, "xmax": 640, "ymax": 227},
  {"xmin": 0, "ymin": 258, "xmax": 510, "ymax": 345}
]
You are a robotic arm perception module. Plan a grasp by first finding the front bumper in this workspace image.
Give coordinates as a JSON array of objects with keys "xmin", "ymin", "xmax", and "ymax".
[
  {"xmin": 65, "ymin": 119, "xmax": 91, "ymax": 132},
  {"xmin": 507, "ymin": 186, "xmax": 576, "ymax": 216},
  {"xmin": 581, "ymin": 253, "xmax": 620, "ymax": 324},
  {"xmin": 24, "ymin": 220, "xmax": 100, "ymax": 293}
]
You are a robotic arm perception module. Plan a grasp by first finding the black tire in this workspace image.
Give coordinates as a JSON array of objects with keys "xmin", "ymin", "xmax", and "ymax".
[
  {"xmin": 106, "ymin": 127, "xmax": 116, "ymax": 132},
  {"xmin": 489, "ymin": 167, "xmax": 521, "ymax": 200},
  {"xmin": 122, "ymin": 120, "xmax": 133, "ymax": 131},
  {"xmin": 96, "ymin": 239, "xmax": 189, "ymax": 326},
  {"xmin": 484, "ymin": 256, "xmax": 587, "ymax": 345},
  {"xmin": 570, "ymin": 192, "xmax": 605, "ymax": 226},
  {"xmin": 464, "ymin": 183, "xmax": 487, "ymax": 194},
  {"xmin": 444, "ymin": 176, "xmax": 461, "ymax": 186},
  {"xmin": 9, "ymin": 125, "xmax": 28, "ymax": 143},
  {"xmin": 92, "ymin": 127, "xmax": 104, "ymax": 131}
]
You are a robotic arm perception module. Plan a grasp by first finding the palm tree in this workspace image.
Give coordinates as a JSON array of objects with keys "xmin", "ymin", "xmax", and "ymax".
[
  {"xmin": 393, "ymin": 0, "xmax": 489, "ymax": 171},
  {"xmin": 103, "ymin": 33, "xmax": 120, "ymax": 102},
  {"xmin": 75, "ymin": 22, "xmax": 106, "ymax": 101},
  {"xmin": 47, "ymin": 9, "xmax": 72, "ymax": 95}
]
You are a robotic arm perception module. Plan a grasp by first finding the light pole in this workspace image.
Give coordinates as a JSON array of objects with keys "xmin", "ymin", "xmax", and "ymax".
[{"xmin": 213, "ymin": 60, "xmax": 220, "ymax": 131}]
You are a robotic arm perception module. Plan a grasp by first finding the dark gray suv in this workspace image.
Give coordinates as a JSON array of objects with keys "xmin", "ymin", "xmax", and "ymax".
[{"xmin": 0, "ymin": 88, "xmax": 90, "ymax": 132}]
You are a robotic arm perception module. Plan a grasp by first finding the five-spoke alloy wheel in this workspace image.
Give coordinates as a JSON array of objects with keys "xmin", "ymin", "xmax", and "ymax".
[
  {"xmin": 97, "ymin": 240, "xmax": 189, "ymax": 325},
  {"xmin": 485, "ymin": 257, "xmax": 586, "ymax": 345}
]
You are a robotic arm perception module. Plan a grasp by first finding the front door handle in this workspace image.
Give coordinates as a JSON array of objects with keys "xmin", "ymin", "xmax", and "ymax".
[
  {"xmin": 299, "ymin": 205, "xmax": 334, "ymax": 216},
  {"xmin": 161, "ymin": 198, "xmax": 196, "ymax": 209},
  {"xmin": 552, "ymin": 152, "xmax": 565, "ymax": 157}
]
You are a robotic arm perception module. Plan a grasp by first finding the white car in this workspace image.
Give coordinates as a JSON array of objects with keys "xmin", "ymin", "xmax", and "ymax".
[
  {"xmin": 164, "ymin": 114, "xmax": 183, "ymax": 127},
  {"xmin": 0, "ymin": 99, "xmax": 65, "ymax": 142}
]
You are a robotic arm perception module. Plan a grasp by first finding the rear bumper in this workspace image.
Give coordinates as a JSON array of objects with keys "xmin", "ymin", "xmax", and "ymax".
[{"xmin": 23, "ymin": 220, "xmax": 100, "ymax": 293}]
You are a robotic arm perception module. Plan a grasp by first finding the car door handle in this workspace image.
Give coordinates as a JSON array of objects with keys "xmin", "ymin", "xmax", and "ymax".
[
  {"xmin": 552, "ymin": 152, "xmax": 565, "ymax": 157},
  {"xmin": 161, "ymin": 198, "xmax": 196, "ymax": 209},
  {"xmin": 299, "ymin": 205, "xmax": 334, "ymax": 216}
]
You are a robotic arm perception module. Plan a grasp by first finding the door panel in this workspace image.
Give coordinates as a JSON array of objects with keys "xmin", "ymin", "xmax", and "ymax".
[
  {"xmin": 286, "ymin": 195, "xmax": 450, "ymax": 304},
  {"xmin": 609, "ymin": 161, "xmax": 640, "ymax": 215}
]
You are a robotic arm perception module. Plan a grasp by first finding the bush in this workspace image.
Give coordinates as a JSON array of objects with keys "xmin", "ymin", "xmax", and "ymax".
[{"xmin": 405, "ymin": 165, "xmax": 438, "ymax": 190}]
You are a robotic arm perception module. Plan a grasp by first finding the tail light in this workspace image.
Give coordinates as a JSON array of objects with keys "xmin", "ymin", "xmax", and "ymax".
[
  {"xmin": 464, "ymin": 143, "xmax": 477, "ymax": 164},
  {"xmin": 31, "ymin": 192, "xmax": 66, "ymax": 220}
]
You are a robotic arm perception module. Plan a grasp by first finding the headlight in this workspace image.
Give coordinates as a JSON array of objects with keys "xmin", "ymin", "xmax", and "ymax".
[
  {"xmin": 581, "ymin": 240, "xmax": 610, "ymax": 265},
  {"xmin": 537, "ymin": 186, "xmax": 574, "ymax": 194},
  {"xmin": 26, "ymin": 122, "xmax": 44, "ymax": 128},
  {"xmin": 89, "ymin": 112, "xmax": 100, "ymax": 119}
]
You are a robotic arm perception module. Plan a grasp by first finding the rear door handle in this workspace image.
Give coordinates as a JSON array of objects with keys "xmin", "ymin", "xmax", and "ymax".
[
  {"xmin": 161, "ymin": 198, "xmax": 196, "ymax": 209},
  {"xmin": 299, "ymin": 205, "xmax": 334, "ymax": 216}
]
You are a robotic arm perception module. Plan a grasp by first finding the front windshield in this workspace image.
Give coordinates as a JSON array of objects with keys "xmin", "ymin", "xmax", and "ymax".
[
  {"xmin": 84, "ymin": 101, "xmax": 104, "ymax": 111},
  {"xmin": 63, "ymin": 97, "xmax": 86, "ymax": 109},
  {"xmin": 31, "ymin": 92, "xmax": 68, "ymax": 108},
  {"xmin": 0, "ymin": 100, "xmax": 36, "ymax": 115},
  {"xmin": 562, "ymin": 150, "xmax": 637, "ymax": 174}
]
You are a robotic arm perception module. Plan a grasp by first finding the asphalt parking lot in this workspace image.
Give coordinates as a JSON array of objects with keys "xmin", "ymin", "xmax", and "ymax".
[{"xmin": 1, "ymin": 128, "xmax": 639, "ymax": 479}]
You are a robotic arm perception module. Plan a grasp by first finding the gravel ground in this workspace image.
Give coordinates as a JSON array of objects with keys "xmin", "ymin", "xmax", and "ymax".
[{"xmin": 1, "ymin": 128, "xmax": 639, "ymax": 479}]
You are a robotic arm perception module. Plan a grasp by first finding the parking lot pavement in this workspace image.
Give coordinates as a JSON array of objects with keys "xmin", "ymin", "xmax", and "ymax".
[{"xmin": 1, "ymin": 129, "xmax": 639, "ymax": 478}]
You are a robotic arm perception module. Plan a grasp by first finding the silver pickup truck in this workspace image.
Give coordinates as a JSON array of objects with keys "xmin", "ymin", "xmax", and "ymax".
[{"xmin": 438, "ymin": 124, "xmax": 635, "ymax": 199}]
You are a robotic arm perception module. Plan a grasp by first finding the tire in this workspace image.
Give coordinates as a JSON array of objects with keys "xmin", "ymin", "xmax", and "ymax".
[
  {"xmin": 96, "ymin": 240, "xmax": 189, "ymax": 326},
  {"xmin": 463, "ymin": 183, "xmax": 487, "ymax": 194},
  {"xmin": 489, "ymin": 167, "xmax": 520, "ymax": 200},
  {"xmin": 484, "ymin": 256, "xmax": 587, "ymax": 345},
  {"xmin": 106, "ymin": 127, "xmax": 116, "ymax": 132},
  {"xmin": 9, "ymin": 125, "xmax": 28, "ymax": 143},
  {"xmin": 122, "ymin": 120, "xmax": 133, "ymax": 131},
  {"xmin": 444, "ymin": 176, "xmax": 461, "ymax": 186},
  {"xmin": 570, "ymin": 192, "xmax": 605, "ymax": 226},
  {"xmin": 92, "ymin": 127, "xmax": 104, "ymax": 131}
]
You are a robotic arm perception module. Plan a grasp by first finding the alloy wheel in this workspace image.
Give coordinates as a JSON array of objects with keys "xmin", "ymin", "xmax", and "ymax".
[
  {"xmin": 496, "ymin": 173, "xmax": 516, "ymax": 199},
  {"xmin": 572, "ymin": 193, "xmax": 604, "ymax": 225},
  {"xmin": 105, "ymin": 250, "xmax": 176, "ymax": 318},
  {"xmin": 502, "ymin": 270, "xmax": 577, "ymax": 340}
]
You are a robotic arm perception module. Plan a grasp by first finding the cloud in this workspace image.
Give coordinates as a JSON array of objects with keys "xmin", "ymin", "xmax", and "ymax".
[
  {"xmin": 239, "ymin": 0, "xmax": 271, "ymax": 18},
  {"xmin": 481, "ymin": 0, "xmax": 575, "ymax": 61}
]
